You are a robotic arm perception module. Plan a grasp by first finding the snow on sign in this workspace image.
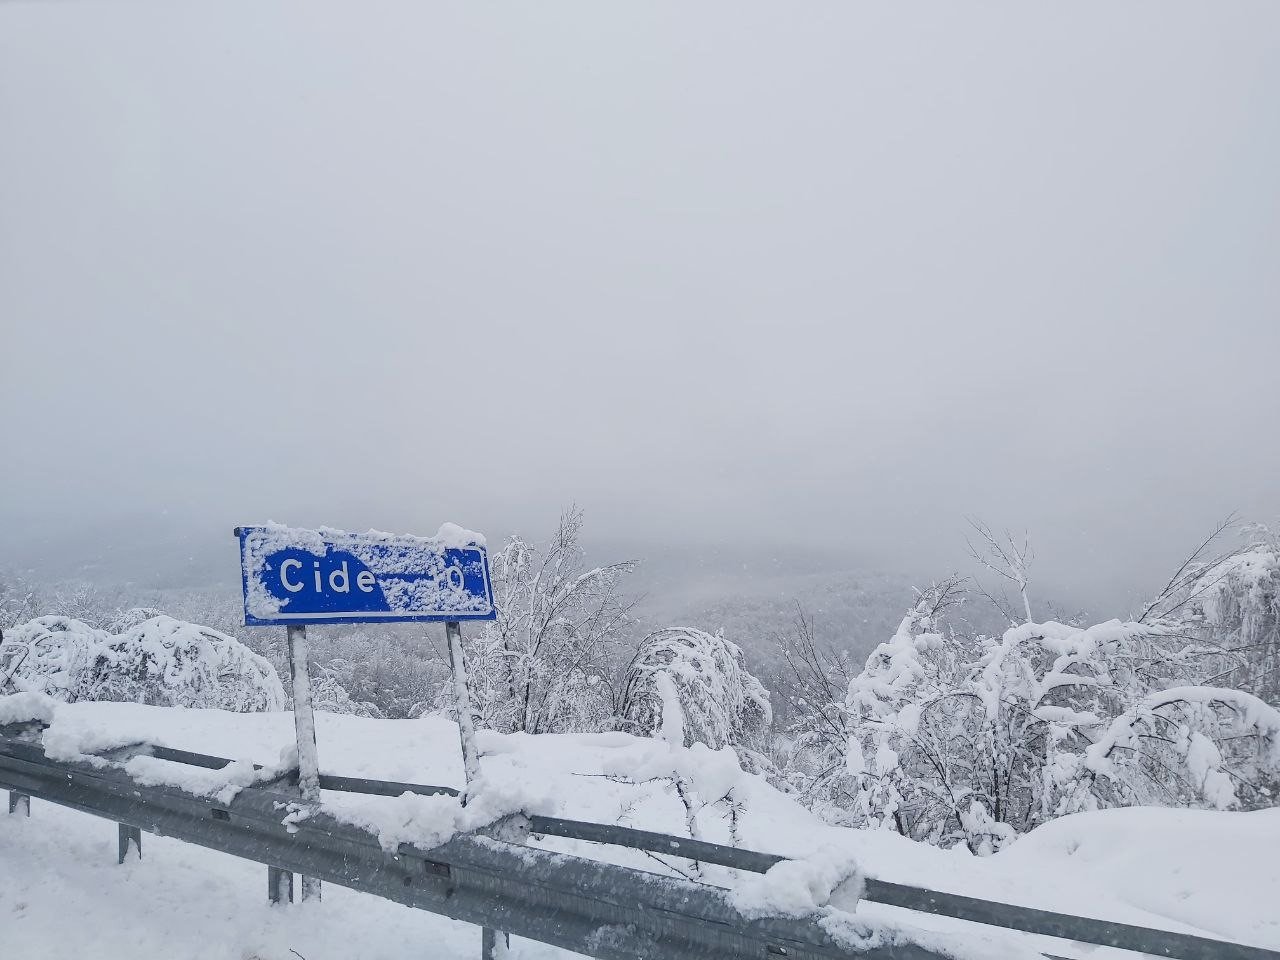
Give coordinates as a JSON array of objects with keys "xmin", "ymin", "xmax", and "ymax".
[{"xmin": 234, "ymin": 523, "xmax": 497, "ymax": 626}]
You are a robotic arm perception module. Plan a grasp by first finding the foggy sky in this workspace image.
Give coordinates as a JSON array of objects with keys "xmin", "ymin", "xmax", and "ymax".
[{"xmin": 2, "ymin": 2, "xmax": 1278, "ymax": 609}]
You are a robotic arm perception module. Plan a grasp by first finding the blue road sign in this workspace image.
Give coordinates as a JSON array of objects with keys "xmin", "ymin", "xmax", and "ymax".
[{"xmin": 235, "ymin": 524, "xmax": 497, "ymax": 626}]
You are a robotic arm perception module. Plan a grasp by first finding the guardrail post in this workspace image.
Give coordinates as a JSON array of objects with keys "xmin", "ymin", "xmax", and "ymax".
[
  {"xmin": 268, "ymin": 866, "xmax": 294, "ymax": 904},
  {"xmin": 482, "ymin": 927, "xmax": 509, "ymax": 959},
  {"xmin": 8, "ymin": 790, "xmax": 30, "ymax": 816},
  {"xmin": 117, "ymin": 823, "xmax": 142, "ymax": 863}
]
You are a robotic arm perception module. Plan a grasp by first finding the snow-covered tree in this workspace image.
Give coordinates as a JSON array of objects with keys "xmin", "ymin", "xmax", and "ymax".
[
  {"xmin": 47, "ymin": 582, "xmax": 120, "ymax": 630},
  {"xmin": 2, "ymin": 615, "xmax": 286, "ymax": 712},
  {"xmin": 771, "ymin": 605, "xmax": 858, "ymax": 801},
  {"xmin": 618, "ymin": 626, "xmax": 772, "ymax": 759},
  {"xmin": 456, "ymin": 508, "xmax": 637, "ymax": 734},
  {"xmin": 0, "ymin": 573, "xmax": 42, "ymax": 631},
  {"xmin": 1138, "ymin": 525, "xmax": 1280, "ymax": 705}
]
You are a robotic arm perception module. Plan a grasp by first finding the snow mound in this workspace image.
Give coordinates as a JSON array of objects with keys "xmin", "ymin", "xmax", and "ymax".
[
  {"xmin": 730, "ymin": 846, "xmax": 863, "ymax": 918},
  {"xmin": 998, "ymin": 805, "xmax": 1280, "ymax": 948},
  {"xmin": 0, "ymin": 690, "xmax": 58, "ymax": 726},
  {"xmin": 337, "ymin": 773, "xmax": 556, "ymax": 853},
  {"xmin": 1, "ymin": 615, "xmax": 286, "ymax": 712}
]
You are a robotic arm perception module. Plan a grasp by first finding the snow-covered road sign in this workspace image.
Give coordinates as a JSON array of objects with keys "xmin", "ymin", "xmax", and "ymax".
[{"xmin": 234, "ymin": 523, "xmax": 496, "ymax": 626}]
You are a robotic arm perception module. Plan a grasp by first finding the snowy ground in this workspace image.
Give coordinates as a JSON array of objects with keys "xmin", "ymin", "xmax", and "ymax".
[{"xmin": 2, "ymin": 702, "xmax": 1277, "ymax": 959}]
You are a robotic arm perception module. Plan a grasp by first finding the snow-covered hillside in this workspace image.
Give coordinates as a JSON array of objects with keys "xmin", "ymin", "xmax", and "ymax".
[{"xmin": 2, "ymin": 701, "xmax": 1277, "ymax": 960}]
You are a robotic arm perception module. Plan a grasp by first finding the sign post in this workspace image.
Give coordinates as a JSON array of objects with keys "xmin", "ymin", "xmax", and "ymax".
[
  {"xmin": 285, "ymin": 623, "xmax": 322, "ymax": 901},
  {"xmin": 445, "ymin": 620, "xmax": 481, "ymax": 789},
  {"xmin": 444, "ymin": 618, "xmax": 504, "ymax": 959},
  {"xmin": 235, "ymin": 523, "xmax": 497, "ymax": 909}
]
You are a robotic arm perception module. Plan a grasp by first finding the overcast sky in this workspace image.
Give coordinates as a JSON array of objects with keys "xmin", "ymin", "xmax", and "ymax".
[{"xmin": 2, "ymin": 2, "xmax": 1277, "ymax": 608}]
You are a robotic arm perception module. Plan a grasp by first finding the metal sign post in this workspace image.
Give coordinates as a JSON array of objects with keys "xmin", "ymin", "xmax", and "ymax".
[
  {"xmin": 235, "ymin": 523, "xmax": 497, "ymax": 913},
  {"xmin": 286, "ymin": 623, "xmax": 322, "ymax": 901},
  {"xmin": 445, "ymin": 620, "xmax": 481, "ymax": 788},
  {"xmin": 446, "ymin": 618, "xmax": 507, "ymax": 960}
]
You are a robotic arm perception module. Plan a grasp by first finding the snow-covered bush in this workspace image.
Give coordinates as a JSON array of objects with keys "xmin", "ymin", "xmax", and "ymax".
[
  {"xmin": 107, "ymin": 607, "xmax": 169, "ymax": 632},
  {"xmin": 838, "ymin": 607, "xmax": 1280, "ymax": 852},
  {"xmin": 0, "ymin": 616, "xmax": 100, "ymax": 698},
  {"xmin": 618, "ymin": 627, "xmax": 772, "ymax": 759},
  {"xmin": 1, "ymin": 615, "xmax": 286, "ymax": 712},
  {"xmin": 782, "ymin": 524, "xmax": 1280, "ymax": 853},
  {"xmin": 309, "ymin": 671, "xmax": 381, "ymax": 718},
  {"xmin": 1085, "ymin": 686, "xmax": 1280, "ymax": 811}
]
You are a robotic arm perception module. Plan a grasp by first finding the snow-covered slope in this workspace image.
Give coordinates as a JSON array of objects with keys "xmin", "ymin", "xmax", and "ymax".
[{"xmin": 2, "ymin": 702, "xmax": 1277, "ymax": 960}]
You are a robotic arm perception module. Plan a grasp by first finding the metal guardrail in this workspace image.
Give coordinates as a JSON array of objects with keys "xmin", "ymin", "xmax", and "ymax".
[
  {"xmin": 2, "ymin": 724, "xmax": 1278, "ymax": 960},
  {"xmin": 0, "ymin": 730, "xmax": 920, "ymax": 960}
]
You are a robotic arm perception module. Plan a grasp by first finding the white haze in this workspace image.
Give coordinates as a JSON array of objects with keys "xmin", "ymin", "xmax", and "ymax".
[{"xmin": 2, "ymin": 2, "xmax": 1278, "ymax": 615}]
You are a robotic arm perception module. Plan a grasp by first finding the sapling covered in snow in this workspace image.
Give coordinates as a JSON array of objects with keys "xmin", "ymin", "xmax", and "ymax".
[
  {"xmin": 601, "ymin": 737, "xmax": 762, "ymax": 868},
  {"xmin": 772, "ymin": 579, "xmax": 968, "ymax": 830},
  {"xmin": 842, "ymin": 577, "xmax": 981, "ymax": 842},
  {"xmin": 449, "ymin": 508, "xmax": 637, "ymax": 735},
  {"xmin": 771, "ymin": 605, "xmax": 859, "ymax": 805},
  {"xmin": 617, "ymin": 635, "xmax": 769, "ymax": 869},
  {"xmin": 618, "ymin": 626, "xmax": 772, "ymax": 760}
]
